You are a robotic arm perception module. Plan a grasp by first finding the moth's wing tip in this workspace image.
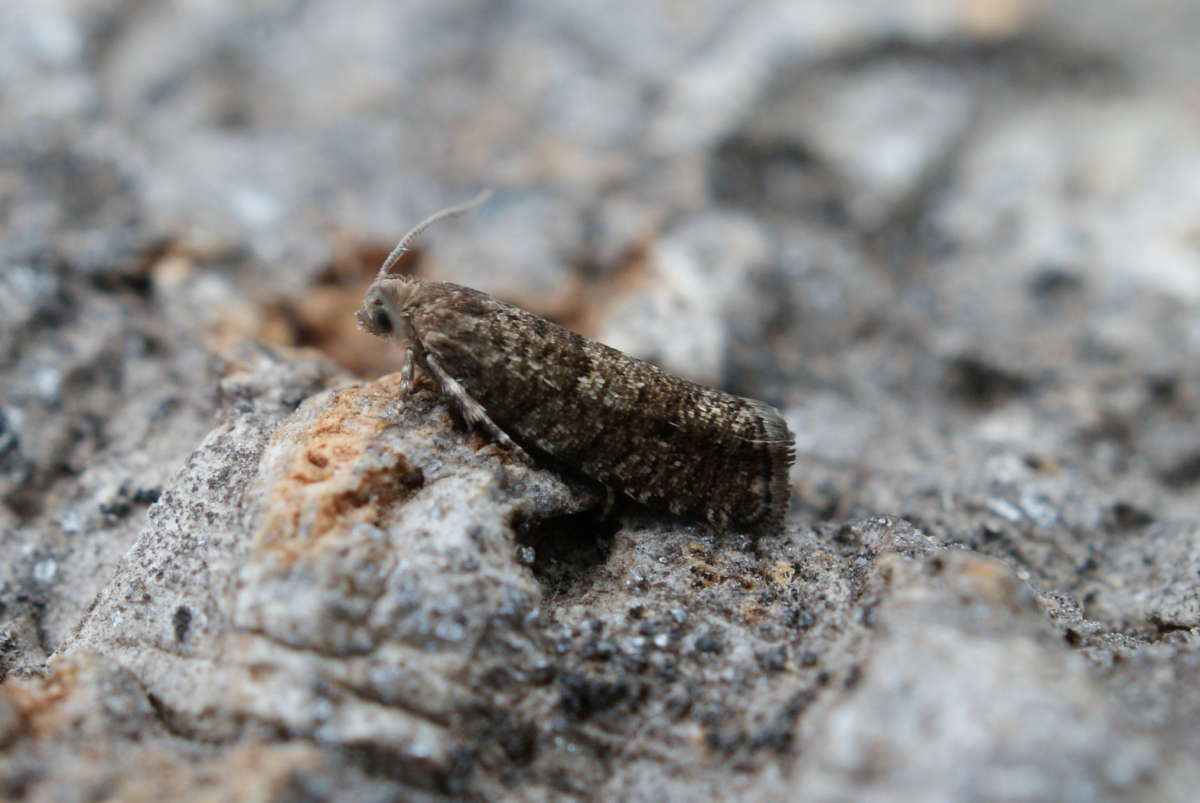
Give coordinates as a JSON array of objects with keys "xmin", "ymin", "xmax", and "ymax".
[{"xmin": 742, "ymin": 396, "xmax": 796, "ymax": 532}]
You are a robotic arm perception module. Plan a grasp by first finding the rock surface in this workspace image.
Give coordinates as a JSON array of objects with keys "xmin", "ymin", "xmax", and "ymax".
[{"xmin": 3, "ymin": 1, "xmax": 1200, "ymax": 801}]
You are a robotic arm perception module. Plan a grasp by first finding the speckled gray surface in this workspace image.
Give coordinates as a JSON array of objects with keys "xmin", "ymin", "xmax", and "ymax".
[{"xmin": 3, "ymin": 1, "xmax": 1200, "ymax": 801}]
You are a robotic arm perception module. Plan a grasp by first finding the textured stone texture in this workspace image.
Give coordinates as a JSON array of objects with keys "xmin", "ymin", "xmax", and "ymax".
[{"xmin": 3, "ymin": 0, "xmax": 1200, "ymax": 801}]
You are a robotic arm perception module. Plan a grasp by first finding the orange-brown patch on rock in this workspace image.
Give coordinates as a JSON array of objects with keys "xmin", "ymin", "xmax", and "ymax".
[
  {"xmin": 2, "ymin": 654, "xmax": 86, "ymax": 740},
  {"xmin": 958, "ymin": 555, "xmax": 1023, "ymax": 605},
  {"xmin": 563, "ymin": 235, "xmax": 655, "ymax": 339},
  {"xmin": 740, "ymin": 600, "xmax": 771, "ymax": 625},
  {"xmin": 687, "ymin": 546, "xmax": 726, "ymax": 589},
  {"xmin": 281, "ymin": 240, "xmax": 401, "ymax": 377},
  {"xmin": 257, "ymin": 376, "xmax": 424, "ymax": 563},
  {"xmin": 766, "ymin": 562, "xmax": 796, "ymax": 586}
]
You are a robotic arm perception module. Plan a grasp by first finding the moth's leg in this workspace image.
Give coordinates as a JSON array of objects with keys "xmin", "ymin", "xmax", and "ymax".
[
  {"xmin": 400, "ymin": 345, "xmax": 416, "ymax": 393},
  {"xmin": 423, "ymin": 352, "xmax": 533, "ymax": 464},
  {"xmin": 597, "ymin": 483, "xmax": 615, "ymax": 518}
]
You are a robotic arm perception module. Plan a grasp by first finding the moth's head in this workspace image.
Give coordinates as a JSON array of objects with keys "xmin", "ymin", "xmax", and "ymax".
[
  {"xmin": 356, "ymin": 190, "xmax": 491, "ymax": 342},
  {"xmin": 356, "ymin": 277, "xmax": 422, "ymax": 340}
]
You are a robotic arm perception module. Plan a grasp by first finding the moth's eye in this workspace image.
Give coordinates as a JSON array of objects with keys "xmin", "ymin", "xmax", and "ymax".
[{"xmin": 371, "ymin": 307, "xmax": 394, "ymax": 334}]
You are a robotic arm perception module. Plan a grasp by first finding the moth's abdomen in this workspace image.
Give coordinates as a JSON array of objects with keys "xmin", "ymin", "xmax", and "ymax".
[{"xmin": 412, "ymin": 282, "xmax": 795, "ymax": 533}]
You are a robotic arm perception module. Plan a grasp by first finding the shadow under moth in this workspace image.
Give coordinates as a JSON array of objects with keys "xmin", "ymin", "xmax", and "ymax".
[{"xmin": 356, "ymin": 192, "xmax": 795, "ymax": 534}]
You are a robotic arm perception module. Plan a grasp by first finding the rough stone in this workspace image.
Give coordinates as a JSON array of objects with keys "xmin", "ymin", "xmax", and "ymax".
[{"xmin": 4, "ymin": 0, "xmax": 1200, "ymax": 801}]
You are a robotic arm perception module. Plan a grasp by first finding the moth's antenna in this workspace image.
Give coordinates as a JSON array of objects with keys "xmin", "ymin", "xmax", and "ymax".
[{"xmin": 378, "ymin": 189, "xmax": 493, "ymax": 277}]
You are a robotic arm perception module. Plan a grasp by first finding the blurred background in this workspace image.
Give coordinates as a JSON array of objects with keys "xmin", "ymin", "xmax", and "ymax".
[{"xmin": 4, "ymin": 0, "xmax": 1200, "ymax": 690}]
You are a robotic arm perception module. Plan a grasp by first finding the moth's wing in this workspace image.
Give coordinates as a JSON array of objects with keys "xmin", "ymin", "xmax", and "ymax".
[{"xmin": 410, "ymin": 281, "xmax": 795, "ymax": 533}]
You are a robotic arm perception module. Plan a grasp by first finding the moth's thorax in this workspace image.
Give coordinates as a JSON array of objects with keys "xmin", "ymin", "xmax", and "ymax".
[{"xmin": 356, "ymin": 277, "xmax": 424, "ymax": 342}]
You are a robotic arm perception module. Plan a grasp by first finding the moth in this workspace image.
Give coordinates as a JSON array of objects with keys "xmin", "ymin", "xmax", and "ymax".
[{"xmin": 356, "ymin": 192, "xmax": 795, "ymax": 534}]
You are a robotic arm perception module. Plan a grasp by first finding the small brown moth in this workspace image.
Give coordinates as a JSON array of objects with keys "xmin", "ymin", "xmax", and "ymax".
[{"xmin": 356, "ymin": 192, "xmax": 795, "ymax": 534}]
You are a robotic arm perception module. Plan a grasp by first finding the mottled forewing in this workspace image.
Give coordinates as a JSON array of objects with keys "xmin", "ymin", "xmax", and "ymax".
[{"xmin": 410, "ymin": 282, "xmax": 793, "ymax": 533}]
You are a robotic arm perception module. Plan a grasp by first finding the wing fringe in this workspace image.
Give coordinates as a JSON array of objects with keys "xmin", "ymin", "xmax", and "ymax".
[{"xmin": 743, "ymin": 397, "xmax": 795, "ymax": 534}]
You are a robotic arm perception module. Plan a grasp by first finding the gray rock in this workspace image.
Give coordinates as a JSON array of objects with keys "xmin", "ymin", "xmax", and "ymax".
[
  {"xmin": 596, "ymin": 211, "xmax": 775, "ymax": 388},
  {"xmin": 4, "ymin": 0, "xmax": 1200, "ymax": 800}
]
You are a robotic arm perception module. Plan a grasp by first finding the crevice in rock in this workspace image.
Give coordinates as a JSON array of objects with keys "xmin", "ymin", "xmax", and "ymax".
[{"xmin": 518, "ymin": 510, "xmax": 620, "ymax": 603}]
